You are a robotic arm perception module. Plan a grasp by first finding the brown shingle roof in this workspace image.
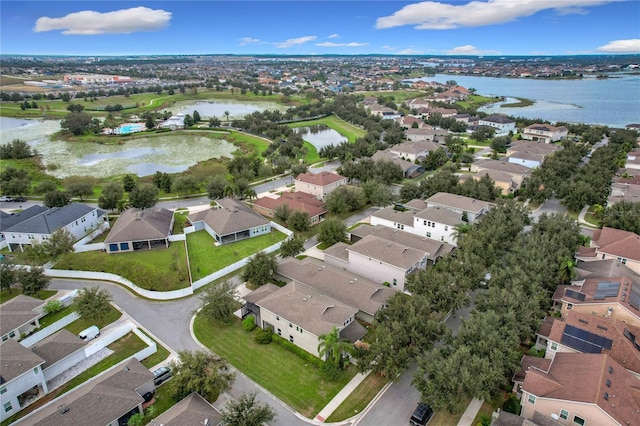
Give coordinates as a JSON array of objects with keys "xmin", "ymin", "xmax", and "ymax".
[
  {"xmin": 295, "ymin": 171, "xmax": 346, "ymax": 186},
  {"xmin": 104, "ymin": 207, "xmax": 173, "ymax": 244},
  {"xmin": 594, "ymin": 227, "xmax": 640, "ymax": 261},
  {"xmin": 253, "ymin": 191, "xmax": 326, "ymax": 218},
  {"xmin": 188, "ymin": 198, "xmax": 269, "ymax": 236},
  {"xmin": 0, "ymin": 338, "xmax": 45, "ymax": 383},
  {"xmin": 473, "ymin": 159, "xmax": 531, "ymax": 176}
]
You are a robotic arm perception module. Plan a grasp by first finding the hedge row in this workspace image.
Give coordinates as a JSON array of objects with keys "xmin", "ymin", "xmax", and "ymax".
[{"xmin": 271, "ymin": 334, "xmax": 325, "ymax": 369}]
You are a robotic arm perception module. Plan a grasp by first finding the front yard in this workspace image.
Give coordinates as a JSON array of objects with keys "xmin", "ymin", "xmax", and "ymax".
[
  {"xmin": 187, "ymin": 230, "xmax": 287, "ymax": 281},
  {"xmin": 193, "ymin": 314, "xmax": 356, "ymax": 418}
]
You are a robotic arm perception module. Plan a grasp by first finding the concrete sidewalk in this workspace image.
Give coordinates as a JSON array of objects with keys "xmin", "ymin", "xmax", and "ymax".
[
  {"xmin": 315, "ymin": 372, "xmax": 369, "ymax": 422},
  {"xmin": 456, "ymin": 398, "xmax": 483, "ymax": 426}
]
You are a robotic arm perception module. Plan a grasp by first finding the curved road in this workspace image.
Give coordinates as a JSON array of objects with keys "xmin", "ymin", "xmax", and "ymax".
[{"xmin": 49, "ymin": 278, "xmax": 310, "ymax": 426}]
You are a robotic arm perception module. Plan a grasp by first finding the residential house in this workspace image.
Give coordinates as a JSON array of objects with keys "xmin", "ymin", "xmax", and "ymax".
[
  {"xmin": 274, "ymin": 257, "xmax": 395, "ymax": 323},
  {"xmin": 2, "ymin": 203, "xmax": 106, "ymax": 252},
  {"xmin": 371, "ymin": 150, "xmax": 425, "ymax": 179},
  {"xmin": 576, "ymin": 227, "xmax": 640, "ymax": 275},
  {"xmin": 520, "ymin": 353, "xmax": 640, "ymax": 426},
  {"xmin": 452, "ymin": 113, "xmax": 471, "ymax": 124},
  {"xmin": 626, "ymin": 148, "xmax": 640, "ymax": 171},
  {"xmin": 425, "ymin": 192, "xmax": 492, "ymax": 223},
  {"xmin": 506, "ymin": 141, "xmax": 562, "ymax": 168},
  {"xmin": 0, "ymin": 339, "xmax": 47, "ymax": 422},
  {"xmin": 405, "ymin": 128, "xmax": 449, "ymax": 143},
  {"xmin": 421, "ymin": 107, "xmax": 458, "ymax": 119},
  {"xmin": 30, "ymin": 330, "xmax": 88, "ymax": 382},
  {"xmin": 478, "ymin": 114, "xmax": 516, "ymax": 136},
  {"xmin": 1, "ymin": 295, "xmax": 46, "ymax": 342},
  {"xmin": 17, "ymin": 358, "xmax": 155, "ymax": 426},
  {"xmin": 368, "ymin": 105, "xmax": 401, "ymax": 120},
  {"xmin": 388, "ymin": 140, "xmax": 442, "ymax": 163},
  {"xmin": 395, "ymin": 115, "xmax": 426, "ymax": 129},
  {"xmin": 294, "ymin": 171, "xmax": 348, "ymax": 201},
  {"xmin": 608, "ymin": 175, "xmax": 640, "ymax": 205},
  {"xmin": 151, "ymin": 392, "xmax": 223, "ymax": 426},
  {"xmin": 522, "ymin": 124, "xmax": 569, "ymax": 143},
  {"xmin": 0, "ymin": 206, "xmax": 48, "ymax": 250},
  {"xmin": 104, "ymin": 208, "xmax": 174, "ymax": 253},
  {"xmin": 470, "ymin": 159, "xmax": 531, "ymax": 194},
  {"xmin": 253, "ymin": 191, "xmax": 326, "ymax": 225},
  {"xmin": 160, "ymin": 113, "xmax": 186, "ymax": 130},
  {"xmin": 539, "ymin": 311, "xmax": 640, "ymax": 378},
  {"xmin": 405, "ymin": 98, "xmax": 431, "ymax": 110},
  {"xmin": 187, "ymin": 198, "xmax": 271, "ymax": 245},
  {"xmin": 243, "ymin": 281, "xmax": 363, "ymax": 359}
]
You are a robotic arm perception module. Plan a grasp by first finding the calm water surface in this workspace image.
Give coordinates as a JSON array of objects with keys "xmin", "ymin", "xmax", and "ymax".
[{"xmin": 294, "ymin": 126, "xmax": 348, "ymax": 150}]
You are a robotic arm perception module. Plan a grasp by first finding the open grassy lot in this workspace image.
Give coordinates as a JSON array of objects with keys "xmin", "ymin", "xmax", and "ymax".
[
  {"xmin": 187, "ymin": 230, "xmax": 286, "ymax": 281},
  {"xmin": 55, "ymin": 242, "xmax": 190, "ymax": 291},
  {"xmin": 0, "ymin": 289, "xmax": 56, "ymax": 305},
  {"xmin": 326, "ymin": 373, "xmax": 389, "ymax": 422},
  {"xmin": 193, "ymin": 315, "xmax": 356, "ymax": 418},
  {"xmin": 287, "ymin": 114, "xmax": 366, "ymax": 143},
  {"xmin": 303, "ymin": 141, "xmax": 322, "ymax": 164},
  {"xmin": 455, "ymin": 94, "xmax": 498, "ymax": 110},
  {"xmin": 356, "ymin": 90, "xmax": 421, "ymax": 103},
  {"xmin": 64, "ymin": 303, "xmax": 122, "ymax": 335},
  {"xmin": 222, "ymin": 129, "xmax": 271, "ymax": 156}
]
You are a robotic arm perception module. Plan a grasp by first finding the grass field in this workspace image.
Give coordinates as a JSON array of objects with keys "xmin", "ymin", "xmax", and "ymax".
[
  {"xmin": 64, "ymin": 303, "xmax": 122, "ymax": 335},
  {"xmin": 325, "ymin": 373, "xmax": 389, "ymax": 422},
  {"xmin": 287, "ymin": 114, "xmax": 366, "ymax": 143},
  {"xmin": 193, "ymin": 315, "xmax": 356, "ymax": 418},
  {"xmin": 187, "ymin": 230, "xmax": 286, "ymax": 281}
]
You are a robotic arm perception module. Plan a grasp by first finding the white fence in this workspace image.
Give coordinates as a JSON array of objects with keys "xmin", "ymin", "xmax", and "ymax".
[
  {"xmin": 168, "ymin": 234, "xmax": 186, "ymax": 241},
  {"xmin": 74, "ymin": 242, "xmax": 105, "ymax": 253},
  {"xmin": 44, "ymin": 269, "xmax": 194, "ymax": 300},
  {"xmin": 84, "ymin": 322, "xmax": 156, "ymax": 360},
  {"xmin": 20, "ymin": 312, "xmax": 81, "ymax": 348}
]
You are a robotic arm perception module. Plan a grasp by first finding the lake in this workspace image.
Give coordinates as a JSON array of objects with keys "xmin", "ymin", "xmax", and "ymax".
[
  {"xmin": 409, "ymin": 73, "xmax": 640, "ymax": 128},
  {"xmin": 294, "ymin": 126, "xmax": 347, "ymax": 150},
  {"xmin": 172, "ymin": 99, "xmax": 286, "ymax": 119}
]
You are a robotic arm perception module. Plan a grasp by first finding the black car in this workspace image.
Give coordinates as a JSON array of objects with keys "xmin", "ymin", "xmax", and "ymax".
[
  {"xmin": 12, "ymin": 196, "xmax": 26, "ymax": 203},
  {"xmin": 410, "ymin": 403, "xmax": 434, "ymax": 426},
  {"xmin": 153, "ymin": 366, "xmax": 172, "ymax": 386}
]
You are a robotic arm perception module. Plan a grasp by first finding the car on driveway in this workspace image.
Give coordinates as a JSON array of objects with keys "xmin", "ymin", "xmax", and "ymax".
[
  {"xmin": 0, "ymin": 196, "xmax": 13, "ymax": 202},
  {"xmin": 12, "ymin": 196, "xmax": 26, "ymax": 203},
  {"xmin": 153, "ymin": 366, "xmax": 172, "ymax": 386},
  {"xmin": 410, "ymin": 403, "xmax": 434, "ymax": 426}
]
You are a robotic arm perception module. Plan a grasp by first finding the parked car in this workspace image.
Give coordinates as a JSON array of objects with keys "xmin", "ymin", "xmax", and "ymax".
[
  {"xmin": 153, "ymin": 366, "xmax": 172, "ymax": 386},
  {"xmin": 78, "ymin": 325, "xmax": 100, "ymax": 342},
  {"xmin": 410, "ymin": 403, "xmax": 434, "ymax": 426},
  {"xmin": 12, "ymin": 196, "xmax": 26, "ymax": 202},
  {"xmin": 0, "ymin": 196, "xmax": 13, "ymax": 202}
]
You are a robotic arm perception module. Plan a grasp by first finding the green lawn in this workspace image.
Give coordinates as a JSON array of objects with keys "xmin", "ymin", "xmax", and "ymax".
[
  {"xmin": 326, "ymin": 373, "xmax": 389, "ymax": 422},
  {"xmin": 0, "ymin": 289, "xmax": 56, "ymax": 304},
  {"xmin": 37, "ymin": 305, "xmax": 75, "ymax": 328},
  {"xmin": 222, "ymin": 130, "xmax": 271, "ymax": 156},
  {"xmin": 193, "ymin": 315, "xmax": 356, "ymax": 418},
  {"xmin": 303, "ymin": 141, "xmax": 322, "ymax": 164},
  {"xmin": 287, "ymin": 114, "xmax": 366, "ymax": 143},
  {"xmin": 64, "ymin": 303, "xmax": 122, "ymax": 335},
  {"xmin": 138, "ymin": 330, "xmax": 172, "ymax": 368},
  {"xmin": 55, "ymin": 242, "xmax": 190, "ymax": 291},
  {"xmin": 187, "ymin": 230, "xmax": 287, "ymax": 281}
]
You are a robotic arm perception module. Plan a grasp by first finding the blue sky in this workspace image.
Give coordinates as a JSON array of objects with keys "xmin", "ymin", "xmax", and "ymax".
[{"xmin": 1, "ymin": 1, "xmax": 639, "ymax": 56}]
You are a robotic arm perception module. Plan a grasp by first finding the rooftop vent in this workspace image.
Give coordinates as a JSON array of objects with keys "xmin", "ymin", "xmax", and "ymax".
[
  {"xmin": 604, "ymin": 392, "xmax": 609, "ymax": 400},
  {"xmin": 609, "ymin": 366, "xmax": 614, "ymax": 374},
  {"xmin": 579, "ymin": 318, "xmax": 589, "ymax": 324}
]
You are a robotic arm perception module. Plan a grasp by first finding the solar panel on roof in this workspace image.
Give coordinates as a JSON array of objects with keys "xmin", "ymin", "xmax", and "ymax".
[
  {"xmin": 565, "ymin": 289, "xmax": 586, "ymax": 301},
  {"xmin": 594, "ymin": 282, "xmax": 621, "ymax": 300},
  {"xmin": 630, "ymin": 284, "xmax": 640, "ymax": 311},
  {"xmin": 561, "ymin": 324, "xmax": 613, "ymax": 354}
]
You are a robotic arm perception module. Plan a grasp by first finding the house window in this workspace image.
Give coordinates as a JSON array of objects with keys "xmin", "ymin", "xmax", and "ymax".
[
  {"xmin": 289, "ymin": 323, "xmax": 293, "ymax": 328},
  {"xmin": 109, "ymin": 244, "xmax": 119, "ymax": 252},
  {"xmin": 441, "ymin": 236, "xmax": 444, "ymax": 241},
  {"xmin": 444, "ymin": 226, "xmax": 448, "ymax": 231},
  {"xmin": 289, "ymin": 335, "xmax": 294, "ymax": 343},
  {"xmin": 1, "ymin": 335, "xmax": 7, "ymax": 341},
  {"xmin": 277, "ymin": 328, "xmax": 281, "ymax": 336},
  {"xmin": 392, "ymin": 278, "xmax": 397, "ymax": 286},
  {"xmin": 560, "ymin": 409, "xmax": 569, "ymax": 420},
  {"xmin": 618, "ymin": 257, "xmax": 627, "ymax": 264},
  {"xmin": 426, "ymin": 232, "xmax": 431, "ymax": 238},
  {"xmin": 276, "ymin": 316, "xmax": 279, "ymax": 321},
  {"xmin": 33, "ymin": 367, "xmax": 39, "ymax": 375},
  {"xmin": 423, "ymin": 220, "xmax": 427, "ymax": 225},
  {"xmin": 567, "ymin": 303, "xmax": 573, "ymax": 310},
  {"xmin": 527, "ymin": 394, "xmax": 536, "ymax": 405},
  {"xmin": 573, "ymin": 415, "xmax": 585, "ymax": 425},
  {"xmin": 0, "ymin": 386, "xmax": 6, "ymax": 395},
  {"xmin": 9, "ymin": 331, "xmax": 15, "ymax": 338},
  {"xmin": 120, "ymin": 242, "xmax": 129, "ymax": 250},
  {"xmin": 3, "ymin": 402, "xmax": 12, "ymax": 413},
  {"xmin": 551, "ymin": 342, "xmax": 558, "ymax": 351}
]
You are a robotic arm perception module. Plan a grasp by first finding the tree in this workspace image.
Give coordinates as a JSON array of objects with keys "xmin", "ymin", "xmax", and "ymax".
[
  {"xmin": 557, "ymin": 258, "xmax": 576, "ymax": 285},
  {"xmin": 602, "ymin": 201, "xmax": 640, "ymax": 234},
  {"xmin": 241, "ymin": 251, "xmax": 277, "ymax": 287},
  {"xmin": 33, "ymin": 180, "xmax": 57, "ymax": 195},
  {"xmin": 318, "ymin": 326, "xmax": 353, "ymax": 369},
  {"xmin": 43, "ymin": 228, "xmax": 75, "ymax": 258},
  {"xmin": 207, "ymin": 175, "xmax": 228, "ymax": 200},
  {"xmin": 65, "ymin": 179, "xmax": 94, "ymax": 200},
  {"xmin": 0, "ymin": 260, "xmax": 17, "ymax": 293},
  {"xmin": 0, "ymin": 139, "xmax": 34, "ymax": 159},
  {"xmin": 43, "ymin": 190, "xmax": 71, "ymax": 207},
  {"xmin": 221, "ymin": 392, "xmax": 277, "ymax": 426},
  {"xmin": 60, "ymin": 111, "xmax": 93, "ymax": 135},
  {"xmin": 127, "ymin": 413, "xmax": 144, "ymax": 426},
  {"xmin": 1, "ymin": 167, "xmax": 30, "ymax": 196},
  {"xmin": 66, "ymin": 103, "xmax": 85, "ymax": 112},
  {"xmin": 317, "ymin": 218, "xmax": 346, "ymax": 247},
  {"xmin": 209, "ymin": 117, "xmax": 221, "ymax": 127},
  {"xmin": 99, "ymin": 181, "xmax": 125, "ymax": 213},
  {"xmin": 274, "ymin": 203, "xmax": 291, "ymax": 222},
  {"xmin": 18, "ymin": 266, "xmax": 50, "ymax": 296},
  {"xmin": 168, "ymin": 350, "xmax": 235, "ymax": 402},
  {"xmin": 129, "ymin": 183, "xmax": 159, "ymax": 209},
  {"xmin": 199, "ymin": 280, "xmax": 237, "ymax": 324},
  {"xmin": 74, "ymin": 286, "xmax": 113, "ymax": 322},
  {"xmin": 279, "ymin": 235, "xmax": 305, "ymax": 258},
  {"xmin": 490, "ymin": 135, "xmax": 511, "ymax": 154},
  {"xmin": 122, "ymin": 174, "xmax": 138, "ymax": 192},
  {"xmin": 192, "ymin": 110, "xmax": 201, "ymax": 123},
  {"xmin": 360, "ymin": 180, "xmax": 395, "ymax": 207},
  {"xmin": 288, "ymin": 210, "xmax": 310, "ymax": 232},
  {"xmin": 471, "ymin": 126, "xmax": 495, "ymax": 142},
  {"xmin": 172, "ymin": 175, "xmax": 200, "ymax": 196}
]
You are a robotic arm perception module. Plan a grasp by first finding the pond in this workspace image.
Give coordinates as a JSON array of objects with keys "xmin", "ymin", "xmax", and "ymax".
[
  {"xmin": 172, "ymin": 99, "xmax": 286, "ymax": 120},
  {"xmin": 294, "ymin": 126, "xmax": 347, "ymax": 150},
  {"xmin": 35, "ymin": 132, "xmax": 236, "ymax": 178},
  {"xmin": 0, "ymin": 117, "xmax": 61, "ymax": 146}
]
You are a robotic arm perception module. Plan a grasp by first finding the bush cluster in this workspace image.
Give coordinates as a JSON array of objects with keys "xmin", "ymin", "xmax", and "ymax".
[
  {"xmin": 254, "ymin": 329, "xmax": 272, "ymax": 344},
  {"xmin": 271, "ymin": 334, "xmax": 324, "ymax": 369},
  {"xmin": 242, "ymin": 316, "xmax": 256, "ymax": 332}
]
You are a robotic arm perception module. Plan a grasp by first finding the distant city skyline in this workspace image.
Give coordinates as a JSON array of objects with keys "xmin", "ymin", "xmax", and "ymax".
[{"xmin": 1, "ymin": 1, "xmax": 639, "ymax": 56}]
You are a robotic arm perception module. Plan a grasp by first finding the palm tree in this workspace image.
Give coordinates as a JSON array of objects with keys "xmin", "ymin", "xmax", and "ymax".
[
  {"xmin": 592, "ymin": 204, "xmax": 605, "ymax": 221},
  {"xmin": 224, "ymin": 110, "xmax": 230, "ymax": 125},
  {"xmin": 451, "ymin": 223, "xmax": 472, "ymax": 244},
  {"xmin": 318, "ymin": 326, "xmax": 353, "ymax": 369},
  {"xmin": 558, "ymin": 258, "xmax": 576, "ymax": 285}
]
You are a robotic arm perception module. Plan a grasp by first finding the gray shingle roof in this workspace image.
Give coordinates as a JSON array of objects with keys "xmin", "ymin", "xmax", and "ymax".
[
  {"xmin": 348, "ymin": 235, "xmax": 426, "ymax": 269},
  {"xmin": 0, "ymin": 294, "xmax": 45, "ymax": 337},
  {"xmin": 371, "ymin": 207, "xmax": 416, "ymax": 226},
  {"xmin": 151, "ymin": 392, "xmax": 222, "ymax": 426},
  {"xmin": 31, "ymin": 329, "xmax": 86, "ymax": 369},
  {"xmin": 426, "ymin": 192, "xmax": 492, "ymax": 214},
  {"xmin": 105, "ymin": 207, "xmax": 173, "ymax": 244},
  {"xmin": 0, "ymin": 205, "xmax": 49, "ymax": 232},
  {"xmin": 415, "ymin": 206, "xmax": 465, "ymax": 226},
  {"xmin": 4, "ymin": 203, "xmax": 105, "ymax": 235},
  {"xmin": 188, "ymin": 198, "xmax": 269, "ymax": 236},
  {"xmin": 473, "ymin": 159, "xmax": 531, "ymax": 175},
  {"xmin": 0, "ymin": 338, "xmax": 45, "ymax": 384}
]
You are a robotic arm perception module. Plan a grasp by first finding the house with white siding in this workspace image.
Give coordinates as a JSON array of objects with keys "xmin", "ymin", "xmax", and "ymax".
[
  {"xmin": 478, "ymin": 114, "xmax": 516, "ymax": 136},
  {"xmin": 522, "ymin": 123, "xmax": 568, "ymax": 143}
]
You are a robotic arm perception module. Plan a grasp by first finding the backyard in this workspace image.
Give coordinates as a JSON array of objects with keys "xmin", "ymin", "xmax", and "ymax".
[
  {"xmin": 193, "ymin": 315, "xmax": 356, "ymax": 418},
  {"xmin": 187, "ymin": 230, "xmax": 287, "ymax": 281}
]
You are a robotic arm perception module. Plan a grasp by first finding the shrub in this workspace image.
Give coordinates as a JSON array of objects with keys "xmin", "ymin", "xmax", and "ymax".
[
  {"xmin": 271, "ymin": 334, "xmax": 324, "ymax": 369},
  {"xmin": 242, "ymin": 315, "xmax": 256, "ymax": 332},
  {"xmin": 43, "ymin": 300, "xmax": 64, "ymax": 315},
  {"xmin": 477, "ymin": 414, "xmax": 491, "ymax": 426},
  {"xmin": 254, "ymin": 329, "xmax": 272, "ymax": 344},
  {"xmin": 502, "ymin": 394, "xmax": 522, "ymax": 415}
]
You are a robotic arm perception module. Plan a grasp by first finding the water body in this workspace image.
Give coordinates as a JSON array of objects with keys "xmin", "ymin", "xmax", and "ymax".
[
  {"xmin": 174, "ymin": 100, "xmax": 285, "ymax": 119},
  {"xmin": 410, "ymin": 73, "xmax": 640, "ymax": 127},
  {"xmin": 294, "ymin": 126, "xmax": 347, "ymax": 150}
]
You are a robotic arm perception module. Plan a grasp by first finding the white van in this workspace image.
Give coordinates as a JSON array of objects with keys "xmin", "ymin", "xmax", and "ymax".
[{"xmin": 78, "ymin": 325, "xmax": 100, "ymax": 342}]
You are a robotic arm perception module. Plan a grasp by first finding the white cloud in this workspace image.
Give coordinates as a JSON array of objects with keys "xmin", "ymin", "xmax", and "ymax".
[
  {"xmin": 397, "ymin": 48, "xmax": 424, "ymax": 55},
  {"xmin": 238, "ymin": 37, "xmax": 263, "ymax": 46},
  {"xmin": 444, "ymin": 44, "xmax": 500, "ymax": 55},
  {"xmin": 381, "ymin": 45, "xmax": 396, "ymax": 51},
  {"xmin": 596, "ymin": 39, "xmax": 640, "ymax": 53},
  {"xmin": 316, "ymin": 42, "xmax": 368, "ymax": 47},
  {"xmin": 275, "ymin": 36, "xmax": 317, "ymax": 48},
  {"xmin": 328, "ymin": 33, "xmax": 340, "ymax": 39},
  {"xmin": 34, "ymin": 6, "xmax": 171, "ymax": 35},
  {"xmin": 376, "ymin": 0, "xmax": 612, "ymax": 30}
]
